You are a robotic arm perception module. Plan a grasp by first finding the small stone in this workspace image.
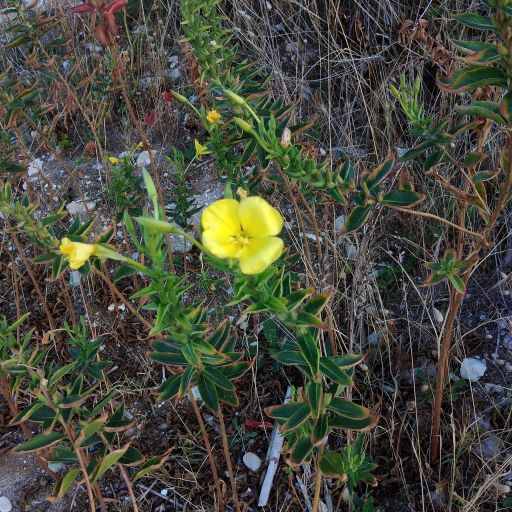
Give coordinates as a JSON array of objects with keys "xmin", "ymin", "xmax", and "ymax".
[
  {"xmin": 0, "ymin": 496, "xmax": 12, "ymax": 512},
  {"xmin": 477, "ymin": 434, "xmax": 502, "ymax": 458},
  {"xmin": 460, "ymin": 357, "xmax": 486, "ymax": 382},
  {"xmin": 496, "ymin": 359, "xmax": 505, "ymax": 366},
  {"xmin": 136, "ymin": 150, "xmax": 155, "ymax": 168},
  {"xmin": 170, "ymin": 233, "xmax": 192, "ymax": 253},
  {"xmin": 168, "ymin": 55, "xmax": 179, "ymax": 67},
  {"xmin": 118, "ymin": 151, "xmax": 130, "ymax": 159},
  {"xmin": 505, "ymin": 364, "xmax": 512, "ymax": 372},
  {"xmin": 493, "ymin": 482, "xmax": 511, "ymax": 494},
  {"xmin": 242, "ymin": 452, "xmax": 262, "ymax": 472},
  {"xmin": 503, "ymin": 334, "xmax": 512, "ymax": 350},
  {"xmin": 160, "ymin": 489, "xmax": 169, "ymax": 497},
  {"xmin": 28, "ymin": 158, "xmax": 43, "ymax": 178},
  {"xmin": 48, "ymin": 462, "xmax": 65, "ymax": 473},
  {"xmin": 167, "ymin": 68, "xmax": 181, "ymax": 81},
  {"xmin": 367, "ymin": 332, "xmax": 382, "ymax": 345},
  {"xmin": 92, "ymin": 163, "xmax": 103, "ymax": 171},
  {"xmin": 69, "ymin": 271, "xmax": 81, "ymax": 287},
  {"xmin": 335, "ymin": 215, "xmax": 345, "ymax": 233},
  {"xmin": 124, "ymin": 411, "xmax": 134, "ymax": 421},
  {"xmin": 66, "ymin": 200, "xmax": 96, "ymax": 215},
  {"xmin": 432, "ymin": 307, "xmax": 444, "ymax": 324}
]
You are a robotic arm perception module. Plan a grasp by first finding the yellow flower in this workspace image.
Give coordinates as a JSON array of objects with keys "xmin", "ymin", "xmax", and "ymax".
[
  {"xmin": 60, "ymin": 237, "xmax": 97, "ymax": 270},
  {"xmin": 108, "ymin": 156, "xmax": 120, "ymax": 165},
  {"xmin": 206, "ymin": 109, "xmax": 222, "ymax": 123},
  {"xmin": 194, "ymin": 139, "xmax": 209, "ymax": 159},
  {"xmin": 201, "ymin": 196, "xmax": 284, "ymax": 275}
]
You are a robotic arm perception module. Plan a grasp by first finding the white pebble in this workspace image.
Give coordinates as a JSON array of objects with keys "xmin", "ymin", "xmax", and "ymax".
[
  {"xmin": 243, "ymin": 452, "xmax": 262, "ymax": 472},
  {"xmin": 460, "ymin": 357, "xmax": 487, "ymax": 382},
  {"xmin": 0, "ymin": 496, "xmax": 12, "ymax": 512}
]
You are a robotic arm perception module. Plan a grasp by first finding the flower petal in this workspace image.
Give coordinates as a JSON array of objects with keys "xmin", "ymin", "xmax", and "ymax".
[
  {"xmin": 202, "ymin": 199, "xmax": 241, "ymax": 258},
  {"xmin": 238, "ymin": 237, "xmax": 283, "ymax": 275},
  {"xmin": 238, "ymin": 197, "xmax": 283, "ymax": 237}
]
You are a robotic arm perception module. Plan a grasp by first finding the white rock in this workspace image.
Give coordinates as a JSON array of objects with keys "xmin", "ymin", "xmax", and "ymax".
[
  {"xmin": 66, "ymin": 200, "xmax": 96, "ymax": 215},
  {"xmin": 118, "ymin": 151, "xmax": 130, "ymax": 159},
  {"xmin": 335, "ymin": 215, "xmax": 345, "ymax": 233},
  {"xmin": 48, "ymin": 462, "xmax": 65, "ymax": 473},
  {"xmin": 460, "ymin": 357, "xmax": 486, "ymax": 382},
  {"xmin": 69, "ymin": 271, "xmax": 81, "ymax": 287},
  {"xmin": 136, "ymin": 150, "xmax": 155, "ymax": 168},
  {"xmin": 28, "ymin": 158, "xmax": 43, "ymax": 177},
  {"xmin": 0, "ymin": 496, "xmax": 12, "ymax": 512},
  {"xmin": 243, "ymin": 452, "xmax": 262, "ymax": 472},
  {"xmin": 168, "ymin": 55, "xmax": 179, "ymax": 67},
  {"xmin": 170, "ymin": 233, "xmax": 192, "ymax": 253},
  {"xmin": 167, "ymin": 68, "xmax": 181, "ymax": 81},
  {"xmin": 432, "ymin": 307, "xmax": 444, "ymax": 324}
]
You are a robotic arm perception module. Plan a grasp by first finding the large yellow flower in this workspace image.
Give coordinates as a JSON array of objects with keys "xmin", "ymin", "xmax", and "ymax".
[
  {"xmin": 201, "ymin": 196, "xmax": 284, "ymax": 275},
  {"xmin": 60, "ymin": 237, "xmax": 97, "ymax": 269}
]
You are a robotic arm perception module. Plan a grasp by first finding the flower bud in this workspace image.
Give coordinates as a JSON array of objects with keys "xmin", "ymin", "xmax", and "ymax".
[
  {"xmin": 234, "ymin": 117, "xmax": 254, "ymax": 133},
  {"xmin": 280, "ymin": 127, "xmax": 291, "ymax": 148},
  {"xmin": 224, "ymin": 89, "xmax": 246, "ymax": 106}
]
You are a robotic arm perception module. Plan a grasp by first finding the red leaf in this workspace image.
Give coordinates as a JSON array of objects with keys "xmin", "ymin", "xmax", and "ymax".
[
  {"xmin": 72, "ymin": 3, "xmax": 95, "ymax": 13},
  {"xmin": 162, "ymin": 91, "xmax": 173, "ymax": 103},
  {"xmin": 145, "ymin": 112, "xmax": 157, "ymax": 125},
  {"xmin": 107, "ymin": 0, "xmax": 128, "ymax": 13},
  {"xmin": 245, "ymin": 420, "xmax": 273, "ymax": 429}
]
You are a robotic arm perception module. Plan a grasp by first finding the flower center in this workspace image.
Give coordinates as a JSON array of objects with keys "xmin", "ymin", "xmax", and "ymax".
[{"xmin": 231, "ymin": 230, "xmax": 251, "ymax": 249}]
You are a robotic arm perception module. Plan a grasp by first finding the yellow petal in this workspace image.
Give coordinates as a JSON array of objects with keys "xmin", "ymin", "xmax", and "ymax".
[
  {"xmin": 201, "ymin": 199, "xmax": 241, "ymax": 258},
  {"xmin": 206, "ymin": 110, "xmax": 221, "ymax": 123},
  {"xmin": 238, "ymin": 236, "xmax": 283, "ymax": 275},
  {"xmin": 202, "ymin": 230, "xmax": 240, "ymax": 259},
  {"xmin": 60, "ymin": 238, "xmax": 97, "ymax": 269},
  {"xmin": 194, "ymin": 139, "xmax": 208, "ymax": 158},
  {"xmin": 238, "ymin": 196, "xmax": 283, "ymax": 238}
]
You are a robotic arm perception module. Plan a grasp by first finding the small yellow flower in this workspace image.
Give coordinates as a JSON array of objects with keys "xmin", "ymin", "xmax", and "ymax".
[
  {"xmin": 194, "ymin": 139, "xmax": 209, "ymax": 159},
  {"xmin": 206, "ymin": 109, "xmax": 222, "ymax": 123},
  {"xmin": 60, "ymin": 237, "xmax": 97, "ymax": 270},
  {"xmin": 108, "ymin": 156, "xmax": 120, "ymax": 165},
  {"xmin": 137, "ymin": 141, "xmax": 144, "ymax": 149},
  {"xmin": 201, "ymin": 196, "xmax": 284, "ymax": 275}
]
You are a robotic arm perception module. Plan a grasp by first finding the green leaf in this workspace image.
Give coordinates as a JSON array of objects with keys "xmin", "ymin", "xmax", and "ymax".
[
  {"xmin": 311, "ymin": 414, "xmax": 329, "ymax": 444},
  {"xmin": 266, "ymin": 401, "xmax": 307, "ymax": 420},
  {"xmin": 179, "ymin": 366, "xmax": 196, "ymax": 397},
  {"xmin": 472, "ymin": 170, "xmax": 498, "ymax": 182},
  {"xmin": 14, "ymin": 432, "xmax": 65, "ymax": 453},
  {"xmin": 306, "ymin": 382, "xmax": 322, "ymax": 418},
  {"xmin": 49, "ymin": 362, "xmax": 77, "ymax": 388},
  {"xmin": 301, "ymin": 292, "xmax": 330, "ymax": 316},
  {"xmin": 329, "ymin": 414, "xmax": 377, "ymax": 431},
  {"xmin": 282, "ymin": 403, "xmax": 311, "ymax": 432},
  {"xmin": 381, "ymin": 190, "xmax": 423, "ymax": 207},
  {"xmin": 288, "ymin": 437, "xmax": 315, "ymax": 466},
  {"xmin": 453, "ymin": 40, "xmax": 500, "ymax": 63},
  {"xmin": 327, "ymin": 398, "xmax": 370, "ymax": 419},
  {"xmin": 203, "ymin": 367, "xmax": 235, "ymax": 391},
  {"xmin": 318, "ymin": 450, "xmax": 344, "ymax": 477},
  {"xmin": 197, "ymin": 374, "xmax": 220, "ymax": 413},
  {"xmin": 158, "ymin": 374, "xmax": 181, "ymax": 401},
  {"xmin": 500, "ymin": 91, "xmax": 512, "ymax": 122},
  {"xmin": 343, "ymin": 205, "xmax": 374, "ymax": 233},
  {"xmin": 50, "ymin": 469, "xmax": 80, "ymax": 501},
  {"xmin": 454, "ymin": 13, "xmax": 495, "ymax": 31},
  {"xmin": 216, "ymin": 362, "xmax": 251, "ymax": 380},
  {"xmin": 119, "ymin": 446, "xmax": 144, "ymax": 466},
  {"xmin": 365, "ymin": 158, "xmax": 394, "ymax": 192},
  {"xmin": 132, "ymin": 447, "xmax": 173, "ymax": 483},
  {"xmin": 448, "ymin": 274, "xmax": 466, "ymax": 294},
  {"xmin": 79, "ymin": 417, "xmax": 107, "ymax": 446},
  {"xmin": 456, "ymin": 101, "xmax": 506, "ymax": 125},
  {"xmin": 440, "ymin": 66, "xmax": 508, "ymax": 93},
  {"xmin": 296, "ymin": 311, "xmax": 324, "ymax": 327},
  {"xmin": 319, "ymin": 358, "xmax": 353, "ymax": 386},
  {"xmin": 90, "ymin": 444, "xmax": 130, "ymax": 483},
  {"xmin": 296, "ymin": 333, "xmax": 320, "ymax": 376},
  {"xmin": 273, "ymin": 351, "xmax": 306, "ymax": 366},
  {"xmin": 462, "ymin": 151, "xmax": 487, "ymax": 166}
]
